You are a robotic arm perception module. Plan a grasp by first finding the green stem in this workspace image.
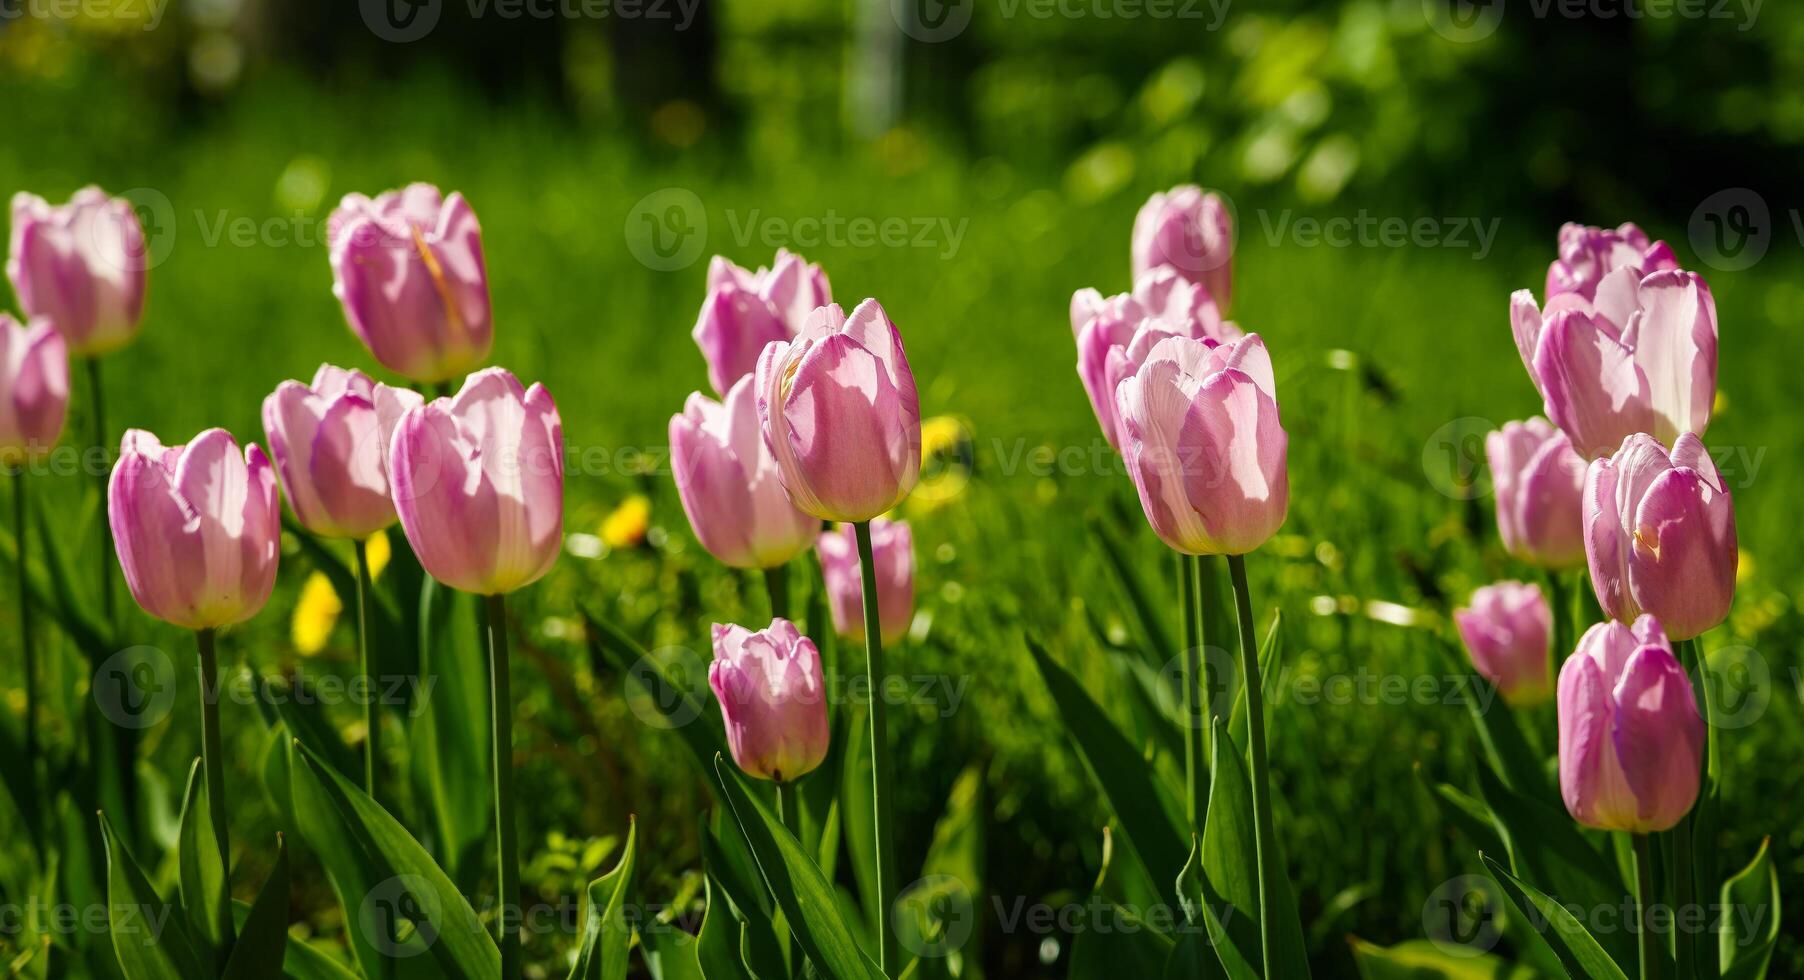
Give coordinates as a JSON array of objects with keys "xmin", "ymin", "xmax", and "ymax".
[
  {"xmin": 354, "ymin": 540, "xmax": 380, "ymax": 801},
  {"xmin": 195, "ymin": 628, "xmax": 235, "ymax": 948},
  {"xmin": 776, "ymin": 780, "xmax": 801, "ymax": 971},
  {"xmin": 90, "ymin": 356, "xmax": 139, "ymax": 840},
  {"xmin": 1179, "ymin": 553, "xmax": 1205, "ymax": 832},
  {"xmin": 1633, "ymin": 833, "xmax": 1658, "ymax": 980},
  {"xmin": 854, "ymin": 521, "xmax": 899, "ymax": 977},
  {"xmin": 1226, "ymin": 554, "xmax": 1277, "ymax": 977},
  {"xmin": 485, "ymin": 593, "xmax": 521, "ymax": 979},
  {"xmin": 1544, "ymin": 570, "xmax": 1572, "ymax": 665},
  {"xmin": 1671, "ymin": 637, "xmax": 1702, "ymax": 976},
  {"xmin": 764, "ymin": 563, "xmax": 790, "ymax": 623},
  {"xmin": 12, "ymin": 468, "xmax": 42, "ymax": 864}
]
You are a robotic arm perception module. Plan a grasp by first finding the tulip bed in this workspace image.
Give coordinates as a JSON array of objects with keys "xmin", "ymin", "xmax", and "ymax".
[{"xmin": 2, "ymin": 80, "xmax": 1803, "ymax": 980}]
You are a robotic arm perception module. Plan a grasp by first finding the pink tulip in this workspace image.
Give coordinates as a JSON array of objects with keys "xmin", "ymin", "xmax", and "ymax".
[
  {"xmin": 1074, "ymin": 268, "xmax": 1239, "ymax": 449},
  {"xmin": 8, "ymin": 188, "xmax": 148, "ymax": 356},
  {"xmin": 1131, "ymin": 185, "xmax": 1234, "ymax": 312},
  {"xmin": 1454, "ymin": 581, "xmax": 1553, "ymax": 707},
  {"xmin": 0, "ymin": 314, "xmax": 69, "ymax": 467},
  {"xmin": 108, "ymin": 428, "xmax": 280, "ymax": 630},
  {"xmin": 329, "ymin": 183, "xmax": 493, "ymax": 384},
  {"xmin": 670, "ymin": 375, "xmax": 821, "ymax": 569},
  {"xmin": 695, "ymin": 250, "xmax": 831, "ymax": 395},
  {"xmin": 1558, "ymin": 615, "xmax": 1703, "ymax": 833},
  {"xmin": 756, "ymin": 299, "xmax": 920, "ymax": 523},
  {"xmin": 1486, "ymin": 418, "xmax": 1586, "ymax": 569},
  {"xmin": 1584, "ymin": 432, "xmax": 1736, "ymax": 642},
  {"xmin": 1115, "ymin": 334, "xmax": 1288, "ymax": 555},
  {"xmin": 389, "ymin": 368, "xmax": 563, "ymax": 595},
  {"xmin": 263, "ymin": 365, "xmax": 421, "ymax": 539},
  {"xmin": 1513, "ymin": 255, "xmax": 1715, "ymax": 459},
  {"xmin": 816, "ymin": 519, "xmax": 914, "ymax": 645},
  {"xmin": 1544, "ymin": 222, "xmax": 1678, "ymax": 303},
  {"xmin": 709, "ymin": 618, "xmax": 830, "ymax": 783}
]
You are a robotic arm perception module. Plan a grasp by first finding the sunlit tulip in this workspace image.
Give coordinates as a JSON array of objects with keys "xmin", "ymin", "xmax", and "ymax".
[
  {"xmin": 1131, "ymin": 185, "xmax": 1233, "ymax": 312},
  {"xmin": 1544, "ymin": 222, "xmax": 1677, "ymax": 303},
  {"xmin": 695, "ymin": 249, "xmax": 831, "ymax": 395},
  {"xmin": 817, "ymin": 519, "xmax": 914, "ymax": 645},
  {"xmin": 1074, "ymin": 268, "xmax": 1239, "ymax": 449},
  {"xmin": 756, "ymin": 299, "xmax": 920, "ymax": 523},
  {"xmin": 708, "ymin": 618, "xmax": 830, "ymax": 783},
  {"xmin": 0, "ymin": 314, "xmax": 69, "ymax": 467},
  {"xmin": 1454, "ymin": 581, "xmax": 1552, "ymax": 707},
  {"xmin": 389, "ymin": 368, "xmax": 563, "ymax": 595},
  {"xmin": 1513, "ymin": 261, "xmax": 1715, "ymax": 459},
  {"xmin": 1558, "ymin": 615, "xmax": 1703, "ymax": 833},
  {"xmin": 1486, "ymin": 418, "xmax": 1586, "ymax": 569},
  {"xmin": 108, "ymin": 428, "xmax": 280, "ymax": 630},
  {"xmin": 1115, "ymin": 334, "xmax": 1288, "ymax": 555},
  {"xmin": 8, "ymin": 188, "xmax": 148, "ymax": 356},
  {"xmin": 263, "ymin": 364, "xmax": 418, "ymax": 538},
  {"xmin": 1584, "ymin": 432, "xmax": 1736, "ymax": 642},
  {"xmin": 329, "ymin": 183, "xmax": 493, "ymax": 384},
  {"xmin": 671, "ymin": 374, "xmax": 821, "ymax": 569}
]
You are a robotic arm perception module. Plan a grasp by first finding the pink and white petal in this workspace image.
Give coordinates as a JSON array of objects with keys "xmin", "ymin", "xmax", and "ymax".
[
  {"xmin": 1535, "ymin": 311, "xmax": 1654, "ymax": 459},
  {"xmin": 1176, "ymin": 369, "xmax": 1288, "ymax": 554},
  {"xmin": 1627, "ymin": 271, "xmax": 1716, "ymax": 443},
  {"xmin": 1610, "ymin": 647, "xmax": 1704, "ymax": 831}
]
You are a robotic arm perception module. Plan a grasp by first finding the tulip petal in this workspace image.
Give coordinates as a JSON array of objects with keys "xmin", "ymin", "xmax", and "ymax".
[
  {"xmin": 1625, "ymin": 270, "xmax": 1716, "ymax": 443},
  {"xmin": 1176, "ymin": 367, "xmax": 1289, "ymax": 555},
  {"xmin": 1610, "ymin": 646, "xmax": 1703, "ymax": 831},
  {"xmin": 1557, "ymin": 648, "xmax": 1640, "ymax": 831}
]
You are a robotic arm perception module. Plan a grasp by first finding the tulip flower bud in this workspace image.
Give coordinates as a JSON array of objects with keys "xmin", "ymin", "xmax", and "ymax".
[
  {"xmin": 756, "ymin": 299, "xmax": 920, "ymax": 523},
  {"xmin": 670, "ymin": 375, "xmax": 821, "ymax": 569},
  {"xmin": 1131, "ymin": 185, "xmax": 1233, "ymax": 312},
  {"xmin": 1584, "ymin": 432, "xmax": 1736, "ymax": 642},
  {"xmin": 264, "ymin": 364, "xmax": 420, "ymax": 539},
  {"xmin": 1486, "ymin": 418, "xmax": 1586, "ymax": 569},
  {"xmin": 708, "ymin": 619, "xmax": 830, "ymax": 783},
  {"xmin": 1454, "ymin": 581, "xmax": 1553, "ymax": 707},
  {"xmin": 694, "ymin": 250, "xmax": 831, "ymax": 395},
  {"xmin": 389, "ymin": 368, "xmax": 563, "ymax": 595},
  {"xmin": 1544, "ymin": 222, "xmax": 1677, "ymax": 303},
  {"xmin": 1558, "ymin": 615, "xmax": 1704, "ymax": 833},
  {"xmin": 8, "ymin": 188, "xmax": 148, "ymax": 356},
  {"xmin": 817, "ymin": 519, "xmax": 914, "ymax": 645},
  {"xmin": 328, "ymin": 183, "xmax": 493, "ymax": 384},
  {"xmin": 0, "ymin": 314, "xmax": 69, "ymax": 467},
  {"xmin": 109, "ymin": 428, "xmax": 281, "ymax": 630},
  {"xmin": 1115, "ymin": 334, "xmax": 1288, "ymax": 555}
]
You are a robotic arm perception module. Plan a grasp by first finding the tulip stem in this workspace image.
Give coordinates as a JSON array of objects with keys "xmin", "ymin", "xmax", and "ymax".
[
  {"xmin": 764, "ymin": 564, "xmax": 790, "ymax": 622},
  {"xmin": 1671, "ymin": 637, "xmax": 1701, "ymax": 978},
  {"xmin": 1632, "ymin": 833, "xmax": 1658, "ymax": 980},
  {"xmin": 485, "ymin": 593, "xmax": 521, "ymax": 979},
  {"xmin": 354, "ymin": 539, "xmax": 380, "ymax": 801},
  {"xmin": 90, "ymin": 355, "xmax": 139, "ymax": 840},
  {"xmin": 1544, "ymin": 571, "xmax": 1572, "ymax": 665},
  {"xmin": 776, "ymin": 779, "xmax": 801, "ymax": 973},
  {"xmin": 1226, "ymin": 554, "xmax": 1277, "ymax": 978},
  {"xmin": 1179, "ymin": 552, "xmax": 1205, "ymax": 832},
  {"xmin": 11, "ymin": 468, "xmax": 42, "ymax": 865},
  {"xmin": 854, "ymin": 520, "xmax": 899, "ymax": 978},
  {"xmin": 195, "ymin": 628, "xmax": 235, "ymax": 948}
]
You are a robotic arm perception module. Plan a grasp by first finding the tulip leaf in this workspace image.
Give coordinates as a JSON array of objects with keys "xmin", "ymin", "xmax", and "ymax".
[
  {"xmin": 100, "ymin": 811, "xmax": 206, "ymax": 980},
  {"xmin": 696, "ymin": 877, "xmax": 754, "ymax": 980},
  {"xmin": 713, "ymin": 756, "xmax": 887, "ymax": 980},
  {"xmin": 1069, "ymin": 827, "xmax": 1178, "ymax": 979},
  {"xmin": 233, "ymin": 898, "xmax": 362, "ymax": 980},
  {"xmin": 582, "ymin": 607, "xmax": 728, "ymax": 790},
  {"xmin": 1227, "ymin": 610, "xmax": 1284, "ymax": 752},
  {"xmin": 413, "ymin": 579, "xmax": 492, "ymax": 888},
  {"xmin": 1718, "ymin": 838, "xmax": 1779, "ymax": 979},
  {"xmin": 1346, "ymin": 937, "xmax": 1538, "ymax": 979},
  {"xmin": 1086, "ymin": 514, "xmax": 1175, "ymax": 667},
  {"xmin": 1170, "ymin": 836, "xmax": 1244, "ymax": 980},
  {"xmin": 264, "ymin": 676, "xmax": 361, "ymax": 783},
  {"xmin": 567, "ymin": 818, "xmax": 637, "ymax": 980},
  {"xmin": 290, "ymin": 738, "xmax": 500, "ymax": 980},
  {"xmin": 1025, "ymin": 635, "xmax": 1188, "ymax": 910},
  {"xmin": 638, "ymin": 911, "xmax": 705, "ymax": 980},
  {"xmin": 1436, "ymin": 637, "xmax": 1549, "ymax": 801},
  {"xmin": 176, "ymin": 758, "xmax": 231, "ymax": 971},
  {"xmin": 1200, "ymin": 721, "xmax": 1275, "ymax": 973},
  {"xmin": 31, "ymin": 499, "xmax": 112, "ymax": 653},
  {"xmin": 700, "ymin": 817, "xmax": 787, "ymax": 979},
  {"xmin": 1481, "ymin": 855, "xmax": 1631, "ymax": 980},
  {"xmin": 221, "ymin": 834, "xmax": 291, "ymax": 980}
]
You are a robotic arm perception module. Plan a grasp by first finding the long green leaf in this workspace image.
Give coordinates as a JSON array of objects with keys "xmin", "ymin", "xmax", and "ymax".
[
  {"xmin": 568, "ymin": 819, "xmax": 637, "ymax": 980},
  {"xmin": 222, "ymin": 835, "xmax": 291, "ymax": 979},
  {"xmin": 1481, "ymin": 855, "xmax": 1630, "ymax": 980},
  {"xmin": 700, "ymin": 821, "xmax": 787, "ymax": 980},
  {"xmin": 1348, "ymin": 938, "xmax": 1538, "ymax": 979},
  {"xmin": 1227, "ymin": 611, "xmax": 1283, "ymax": 752},
  {"xmin": 232, "ymin": 901, "xmax": 360, "ymax": 980},
  {"xmin": 1069, "ymin": 826, "xmax": 1177, "ymax": 979},
  {"xmin": 99, "ymin": 812, "xmax": 204, "ymax": 980},
  {"xmin": 1169, "ymin": 836, "xmax": 1240, "ymax": 980},
  {"xmin": 176, "ymin": 758, "xmax": 230, "ymax": 972},
  {"xmin": 1086, "ymin": 515, "xmax": 1175, "ymax": 666},
  {"xmin": 696, "ymin": 876, "xmax": 753, "ymax": 980},
  {"xmin": 412, "ymin": 579, "xmax": 492, "ymax": 887},
  {"xmin": 1718, "ymin": 838, "xmax": 1779, "ymax": 979},
  {"xmin": 1200, "ymin": 722, "xmax": 1266, "ymax": 973},
  {"xmin": 582, "ymin": 607, "xmax": 727, "ymax": 790}
]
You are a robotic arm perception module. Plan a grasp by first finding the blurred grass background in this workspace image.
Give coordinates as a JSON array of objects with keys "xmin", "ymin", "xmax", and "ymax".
[{"xmin": 3, "ymin": 0, "xmax": 1804, "ymax": 975}]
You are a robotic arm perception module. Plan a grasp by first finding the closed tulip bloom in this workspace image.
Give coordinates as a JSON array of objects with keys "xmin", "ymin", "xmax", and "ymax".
[
  {"xmin": 389, "ymin": 368, "xmax": 563, "ymax": 595},
  {"xmin": 0, "ymin": 314, "xmax": 70, "ymax": 467},
  {"xmin": 695, "ymin": 250, "xmax": 831, "ymax": 395},
  {"xmin": 1544, "ymin": 222, "xmax": 1677, "ymax": 303},
  {"xmin": 264, "ymin": 365, "xmax": 419, "ymax": 538},
  {"xmin": 109, "ymin": 428, "xmax": 280, "ymax": 630},
  {"xmin": 817, "ymin": 519, "xmax": 914, "ymax": 645},
  {"xmin": 1584, "ymin": 432, "xmax": 1736, "ymax": 642},
  {"xmin": 1486, "ymin": 418, "xmax": 1586, "ymax": 569},
  {"xmin": 1075, "ymin": 268, "xmax": 1239, "ymax": 449},
  {"xmin": 1116, "ymin": 334, "xmax": 1288, "ymax": 555},
  {"xmin": 670, "ymin": 374, "xmax": 821, "ymax": 569},
  {"xmin": 756, "ymin": 299, "xmax": 920, "ymax": 523},
  {"xmin": 709, "ymin": 619, "xmax": 830, "ymax": 783},
  {"xmin": 1131, "ymin": 185, "xmax": 1234, "ymax": 312},
  {"xmin": 1455, "ymin": 582, "xmax": 1553, "ymax": 707},
  {"xmin": 8, "ymin": 188, "xmax": 148, "ymax": 356},
  {"xmin": 1558, "ymin": 615, "xmax": 1703, "ymax": 833},
  {"xmin": 329, "ymin": 183, "xmax": 493, "ymax": 384},
  {"xmin": 1513, "ymin": 262, "xmax": 1715, "ymax": 459}
]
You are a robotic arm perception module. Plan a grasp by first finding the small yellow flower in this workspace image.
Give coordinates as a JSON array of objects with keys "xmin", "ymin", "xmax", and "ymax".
[
  {"xmin": 292, "ymin": 572, "xmax": 343, "ymax": 655},
  {"xmin": 909, "ymin": 415, "xmax": 974, "ymax": 512},
  {"xmin": 601, "ymin": 495, "xmax": 652, "ymax": 550},
  {"xmin": 365, "ymin": 530, "xmax": 392, "ymax": 579}
]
